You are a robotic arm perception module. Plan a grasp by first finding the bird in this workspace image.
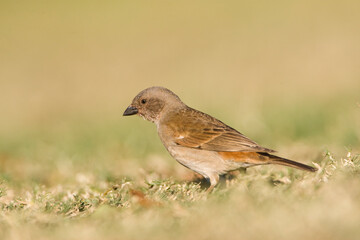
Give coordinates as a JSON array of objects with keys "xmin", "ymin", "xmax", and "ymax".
[{"xmin": 123, "ymin": 86, "xmax": 317, "ymax": 193}]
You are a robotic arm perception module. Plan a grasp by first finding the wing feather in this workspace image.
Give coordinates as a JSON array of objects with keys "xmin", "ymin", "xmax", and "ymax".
[{"xmin": 165, "ymin": 108, "xmax": 275, "ymax": 153}]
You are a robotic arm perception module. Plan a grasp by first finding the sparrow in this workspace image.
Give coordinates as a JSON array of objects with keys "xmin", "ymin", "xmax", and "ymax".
[{"xmin": 123, "ymin": 86, "xmax": 317, "ymax": 192}]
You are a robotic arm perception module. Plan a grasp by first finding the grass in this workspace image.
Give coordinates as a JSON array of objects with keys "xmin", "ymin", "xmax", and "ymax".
[{"xmin": 1, "ymin": 149, "xmax": 360, "ymax": 240}]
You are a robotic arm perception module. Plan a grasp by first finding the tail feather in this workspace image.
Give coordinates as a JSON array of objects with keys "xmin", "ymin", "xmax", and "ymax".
[{"xmin": 259, "ymin": 153, "xmax": 317, "ymax": 172}]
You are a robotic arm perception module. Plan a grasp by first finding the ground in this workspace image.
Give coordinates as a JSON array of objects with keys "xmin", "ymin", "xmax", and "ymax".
[{"xmin": 1, "ymin": 131, "xmax": 359, "ymax": 240}]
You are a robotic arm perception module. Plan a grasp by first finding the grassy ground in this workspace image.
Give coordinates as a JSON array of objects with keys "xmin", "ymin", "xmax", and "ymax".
[
  {"xmin": 1, "ymin": 0, "xmax": 360, "ymax": 239},
  {"xmin": 1, "ymin": 147, "xmax": 360, "ymax": 240}
]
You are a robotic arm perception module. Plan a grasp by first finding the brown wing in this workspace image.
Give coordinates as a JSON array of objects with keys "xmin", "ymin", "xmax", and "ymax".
[{"xmin": 164, "ymin": 107, "xmax": 275, "ymax": 153}]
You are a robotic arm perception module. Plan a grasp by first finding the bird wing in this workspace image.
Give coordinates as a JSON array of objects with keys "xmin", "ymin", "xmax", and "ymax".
[{"xmin": 165, "ymin": 108, "xmax": 275, "ymax": 153}]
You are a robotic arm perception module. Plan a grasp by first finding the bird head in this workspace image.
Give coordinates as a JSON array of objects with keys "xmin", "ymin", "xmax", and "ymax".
[{"xmin": 123, "ymin": 86, "xmax": 184, "ymax": 123}]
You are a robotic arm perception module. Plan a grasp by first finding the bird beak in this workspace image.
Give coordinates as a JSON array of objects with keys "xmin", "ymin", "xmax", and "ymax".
[{"xmin": 123, "ymin": 106, "xmax": 138, "ymax": 116}]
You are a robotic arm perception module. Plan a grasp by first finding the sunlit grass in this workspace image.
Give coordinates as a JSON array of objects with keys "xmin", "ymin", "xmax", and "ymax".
[{"xmin": 1, "ymin": 151, "xmax": 359, "ymax": 240}]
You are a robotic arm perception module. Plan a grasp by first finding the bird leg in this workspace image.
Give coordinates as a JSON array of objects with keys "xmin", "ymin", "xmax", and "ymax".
[{"xmin": 205, "ymin": 174, "xmax": 219, "ymax": 194}]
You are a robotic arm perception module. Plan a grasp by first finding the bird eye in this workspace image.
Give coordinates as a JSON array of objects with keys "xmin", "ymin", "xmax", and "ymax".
[{"xmin": 141, "ymin": 99, "xmax": 147, "ymax": 104}]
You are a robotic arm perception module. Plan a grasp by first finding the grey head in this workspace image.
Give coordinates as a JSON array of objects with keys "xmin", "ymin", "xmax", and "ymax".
[{"xmin": 123, "ymin": 86, "xmax": 185, "ymax": 123}]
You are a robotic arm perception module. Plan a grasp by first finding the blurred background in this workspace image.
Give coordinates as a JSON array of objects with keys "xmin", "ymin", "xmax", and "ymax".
[{"xmin": 0, "ymin": 0, "xmax": 359, "ymax": 185}]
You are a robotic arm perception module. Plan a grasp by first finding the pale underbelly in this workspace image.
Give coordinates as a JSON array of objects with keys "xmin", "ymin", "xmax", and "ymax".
[{"xmin": 167, "ymin": 146, "xmax": 253, "ymax": 178}]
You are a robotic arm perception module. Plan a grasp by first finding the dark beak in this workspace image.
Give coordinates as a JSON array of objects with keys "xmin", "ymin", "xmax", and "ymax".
[{"xmin": 123, "ymin": 106, "xmax": 138, "ymax": 116}]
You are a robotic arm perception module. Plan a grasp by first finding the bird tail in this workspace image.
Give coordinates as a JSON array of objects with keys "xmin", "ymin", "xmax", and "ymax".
[{"xmin": 259, "ymin": 153, "xmax": 317, "ymax": 172}]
